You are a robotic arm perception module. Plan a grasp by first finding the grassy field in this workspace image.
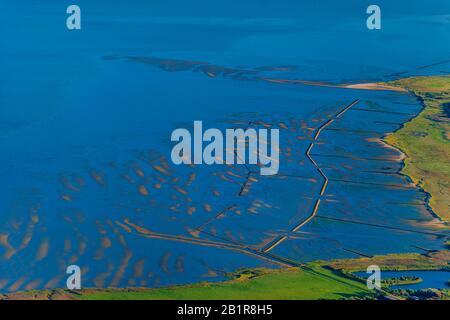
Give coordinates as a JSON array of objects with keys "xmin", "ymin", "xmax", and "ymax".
[
  {"xmin": 0, "ymin": 266, "xmax": 375, "ymax": 300},
  {"xmin": 76, "ymin": 266, "xmax": 374, "ymax": 300},
  {"xmin": 6, "ymin": 250, "xmax": 450, "ymax": 300},
  {"xmin": 383, "ymin": 76, "xmax": 450, "ymax": 221}
]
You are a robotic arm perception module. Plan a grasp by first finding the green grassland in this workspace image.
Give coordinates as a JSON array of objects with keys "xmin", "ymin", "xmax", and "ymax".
[
  {"xmin": 383, "ymin": 76, "xmax": 450, "ymax": 221},
  {"xmin": 77, "ymin": 266, "xmax": 374, "ymax": 300},
  {"xmin": 0, "ymin": 266, "xmax": 375, "ymax": 300},
  {"xmin": 4, "ymin": 251, "xmax": 449, "ymax": 300}
]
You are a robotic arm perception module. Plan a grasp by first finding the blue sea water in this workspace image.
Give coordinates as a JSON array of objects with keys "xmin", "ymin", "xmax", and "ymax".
[{"xmin": 0, "ymin": 1, "xmax": 449, "ymax": 292}]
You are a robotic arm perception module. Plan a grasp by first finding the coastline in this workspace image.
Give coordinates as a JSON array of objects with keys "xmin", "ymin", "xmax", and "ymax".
[
  {"xmin": 381, "ymin": 76, "xmax": 450, "ymax": 223},
  {"xmin": 379, "ymin": 86, "xmax": 443, "ymax": 223},
  {"xmin": 259, "ymin": 77, "xmax": 408, "ymax": 92}
]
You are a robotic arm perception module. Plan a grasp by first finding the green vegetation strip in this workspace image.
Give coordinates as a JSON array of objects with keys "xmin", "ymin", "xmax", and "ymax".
[
  {"xmin": 78, "ymin": 266, "xmax": 374, "ymax": 300},
  {"xmin": 383, "ymin": 76, "xmax": 450, "ymax": 221}
]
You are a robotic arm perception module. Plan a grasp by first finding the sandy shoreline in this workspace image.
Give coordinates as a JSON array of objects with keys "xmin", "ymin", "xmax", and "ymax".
[
  {"xmin": 259, "ymin": 77, "xmax": 408, "ymax": 92},
  {"xmin": 342, "ymin": 83, "xmax": 407, "ymax": 92}
]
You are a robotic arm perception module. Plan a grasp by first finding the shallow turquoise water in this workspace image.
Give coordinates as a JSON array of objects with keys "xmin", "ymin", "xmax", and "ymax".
[{"xmin": 0, "ymin": 1, "xmax": 449, "ymax": 292}]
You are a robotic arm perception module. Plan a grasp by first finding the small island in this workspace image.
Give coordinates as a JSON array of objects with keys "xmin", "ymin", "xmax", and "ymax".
[{"xmin": 381, "ymin": 276, "xmax": 422, "ymax": 288}]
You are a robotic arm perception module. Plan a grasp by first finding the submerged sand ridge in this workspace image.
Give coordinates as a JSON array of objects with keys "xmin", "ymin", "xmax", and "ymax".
[{"xmin": 118, "ymin": 55, "xmax": 408, "ymax": 93}]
